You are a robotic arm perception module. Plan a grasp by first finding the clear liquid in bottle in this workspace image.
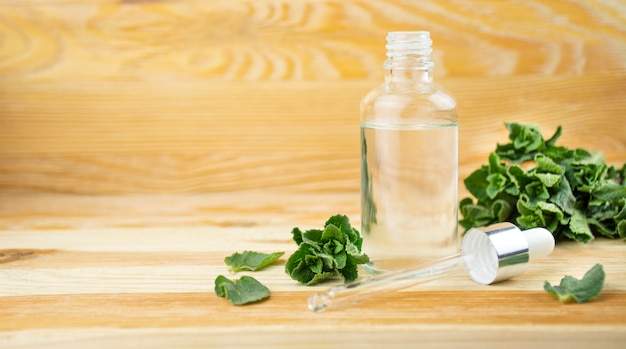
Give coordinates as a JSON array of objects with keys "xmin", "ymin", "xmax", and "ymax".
[{"xmin": 360, "ymin": 31, "xmax": 459, "ymax": 268}]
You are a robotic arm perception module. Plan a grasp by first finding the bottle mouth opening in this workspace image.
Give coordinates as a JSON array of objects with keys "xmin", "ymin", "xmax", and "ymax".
[
  {"xmin": 385, "ymin": 31, "xmax": 433, "ymax": 58},
  {"xmin": 384, "ymin": 31, "xmax": 434, "ymax": 69}
]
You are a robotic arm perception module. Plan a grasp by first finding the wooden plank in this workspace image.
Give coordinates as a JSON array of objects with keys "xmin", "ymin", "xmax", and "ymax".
[
  {"xmin": 0, "ymin": 194, "xmax": 624, "ymax": 348},
  {"xmin": 1, "ymin": 0, "xmax": 625, "ymax": 194},
  {"xmin": 1, "ymin": 0, "xmax": 625, "ymax": 347},
  {"xmin": 1, "ymin": 77, "xmax": 625, "ymax": 156},
  {"xmin": 0, "ymin": 76, "xmax": 624, "ymax": 193},
  {"xmin": 1, "ymin": 290, "xmax": 625, "ymax": 330},
  {"xmin": 1, "ymin": 0, "xmax": 624, "ymax": 80},
  {"xmin": 0, "ymin": 191, "xmax": 361, "ymax": 230},
  {"xmin": 1, "ymin": 326, "xmax": 624, "ymax": 349}
]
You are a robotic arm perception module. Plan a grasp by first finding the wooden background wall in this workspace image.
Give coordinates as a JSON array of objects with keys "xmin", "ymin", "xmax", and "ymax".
[{"xmin": 1, "ymin": 0, "xmax": 625, "ymax": 195}]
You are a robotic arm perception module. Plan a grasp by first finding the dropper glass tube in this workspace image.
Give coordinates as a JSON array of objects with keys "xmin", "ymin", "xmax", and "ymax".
[{"xmin": 308, "ymin": 254, "xmax": 460, "ymax": 312}]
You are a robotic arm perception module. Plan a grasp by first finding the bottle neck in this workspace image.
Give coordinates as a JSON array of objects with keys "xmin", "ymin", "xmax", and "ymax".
[
  {"xmin": 384, "ymin": 60, "xmax": 434, "ymax": 83},
  {"xmin": 383, "ymin": 31, "xmax": 434, "ymax": 84}
]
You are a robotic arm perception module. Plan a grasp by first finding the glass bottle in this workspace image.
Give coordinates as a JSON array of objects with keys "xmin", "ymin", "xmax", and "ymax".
[{"xmin": 360, "ymin": 31, "xmax": 458, "ymax": 269}]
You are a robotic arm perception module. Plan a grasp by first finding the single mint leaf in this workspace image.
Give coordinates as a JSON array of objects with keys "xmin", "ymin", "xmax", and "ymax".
[
  {"xmin": 593, "ymin": 181, "xmax": 626, "ymax": 202},
  {"xmin": 321, "ymin": 224, "xmax": 345, "ymax": 244},
  {"xmin": 531, "ymin": 172, "xmax": 561, "ymax": 188},
  {"xmin": 544, "ymin": 264, "xmax": 605, "ymax": 303},
  {"xmin": 224, "ymin": 251, "xmax": 285, "ymax": 272},
  {"xmin": 536, "ymin": 201, "xmax": 566, "ymax": 232},
  {"xmin": 566, "ymin": 209, "xmax": 594, "ymax": 243},
  {"xmin": 496, "ymin": 122, "xmax": 545, "ymax": 162},
  {"xmin": 588, "ymin": 218, "xmax": 617, "ymax": 239},
  {"xmin": 488, "ymin": 151, "xmax": 507, "ymax": 175},
  {"xmin": 326, "ymin": 214, "xmax": 361, "ymax": 245},
  {"xmin": 459, "ymin": 198, "xmax": 495, "ymax": 230},
  {"xmin": 285, "ymin": 248, "xmax": 316, "ymax": 284},
  {"xmin": 509, "ymin": 122, "xmax": 543, "ymax": 153},
  {"xmin": 348, "ymin": 253, "xmax": 370, "ymax": 265},
  {"xmin": 464, "ymin": 165, "xmax": 491, "ymax": 202},
  {"xmin": 549, "ymin": 176, "xmax": 576, "ymax": 215},
  {"xmin": 350, "ymin": 227, "xmax": 364, "ymax": 249},
  {"xmin": 339, "ymin": 263, "xmax": 359, "ymax": 283},
  {"xmin": 325, "ymin": 214, "xmax": 351, "ymax": 231},
  {"xmin": 534, "ymin": 154, "xmax": 564, "ymax": 175},
  {"xmin": 333, "ymin": 251, "xmax": 348, "ymax": 269},
  {"xmin": 491, "ymin": 199, "xmax": 513, "ymax": 222},
  {"xmin": 291, "ymin": 227, "xmax": 304, "ymax": 245},
  {"xmin": 307, "ymin": 271, "xmax": 336, "ymax": 286},
  {"xmin": 506, "ymin": 165, "xmax": 529, "ymax": 196},
  {"xmin": 486, "ymin": 173, "xmax": 507, "ymax": 199},
  {"xmin": 214, "ymin": 275, "xmax": 270, "ymax": 305},
  {"xmin": 544, "ymin": 125, "xmax": 562, "ymax": 147},
  {"xmin": 618, "ymin": 220, "xmax": 626, "ymax": 238},
  {"xmin": 524, "ymin": 181, "xmax": 550, "ymax": 203},
  {"xmin": 345, "ymin": 239, "xmax": 360, "ymax": 256},
  {"xmin": 302, "ymin": 229, "xmax": 323, "ymax": 247}
]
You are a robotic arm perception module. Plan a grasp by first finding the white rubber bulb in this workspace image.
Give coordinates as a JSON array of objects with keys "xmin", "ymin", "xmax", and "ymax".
[{"xmin": 522, "ymin": 227, "xmax": 555, "ymax": 260}]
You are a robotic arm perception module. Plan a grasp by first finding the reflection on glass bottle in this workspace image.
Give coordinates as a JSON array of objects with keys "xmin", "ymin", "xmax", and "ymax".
[{"xmin": 360, "ymin": 31, "xmax": 459, "ymax": 264}]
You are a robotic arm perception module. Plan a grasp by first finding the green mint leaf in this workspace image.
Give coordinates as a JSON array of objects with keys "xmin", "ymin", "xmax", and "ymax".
[
  {"xmin": 618, "ymin": 220, "xmax": 626, "ymax": 239},
  {"xmin": 588, "ymin": 218, "xmax": 617, "ymax": 239},
  {"xmin": 549, "ymin": 176, "xmax": 576, "ymax": 215},
  {"xmin": 515, "ymin": 195, "xmax": 565, "ymax": 233},
  {"xmin": 592, "ymin": 181, "xmax": 626, "ymax": 202},
  {"xmin": 339, "ymin": 263, "xmax": 359, "ymax": 283},
  {"xmin": 500, "ymin": 168, "xmax": 521, "ymax": 197},
  {"xmin": 491, "ymin": 199, "xmax": 513, "ymax": 221},
  {"xmin": 285, "ymin": 214, "xmax": 369, "ymax": 285},
  {"xmin": 302, "ymin": 229, "xmax": 323, "ymax": 248},
  {"xmin": 544, "ymin": 125, "xmax": 562, "ymax": 147},
  {"xmin": 321, "ymin": 224, "xmax": 345, "ymax": 244},
  {"xmin": 486, "ymin": 173, "xmax": 508, "ymax": 199},
  {"xmin": 544, "ymin": 264, "xmax": 605, "ymax": 303},
  {"xmin": 291, "ymin": 227, "xmax": 304, "ymax": 246},
  {"xmin": 496, "ymin": 122, "xmax": 545, "ymax": 162},
  {"xmin": 531, "ymin": 172, "xmax": 561, "ymax": 188},
  {"xmin": 488, "ymin": 150, "xmax": 508, "ymax": 174},
  {"xmin": 325, "ymin": 214, "xmax": 362, "ymax": 246},
  {"xmin": 534, "ymin": 154, "xmax": 564, "ymax": 175},
  {"xmin": 568, "ymin": 162, "xmax": 608, "ymax": 193},
  {"xmin": 284, "ymin": 246, "xmax": 316, "ymax": 284},
  {"xmin": 324, "ymin": 214, "xmax": 351, "ymax": 232},
  {"xmin": 522, "ymin": 181, "xmax": 550, "ymax": 204},
  {"xmin": 333, "ymin": 251, "xmax": 348, "ymax": 269},
  {"xmin": 214, "ymin": 275, "xmax": 270, "ymax": 305},
  {"xmin": 459, "ymin": 198, "xmax": 495, "ymax": 230},
  {"xmin": 460, "ymin": 123, "xmax": 626, "ymax": 243},
  {"xmin": 224, "ymin": 251, "xmax": 285, "ymax": 272},
  {"xmin": 351, "ymin": 227, "xmax": 364, "ymax": 250},
  {"xmin": 565, "ymin": 209, "xmax": 594, "ymax": 243},
  {"xmin": 464, "ymin": 165, "xmax": 491, "ymax": 202}
]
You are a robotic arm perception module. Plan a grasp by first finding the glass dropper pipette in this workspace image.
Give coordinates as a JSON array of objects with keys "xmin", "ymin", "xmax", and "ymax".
[
  {"xmin": 309, "ymin": 252, "xmax": 460, "ymax": 312},
  {"xmin": 308, "ymin": 222, "xmax": 555, "ymax": 312}
]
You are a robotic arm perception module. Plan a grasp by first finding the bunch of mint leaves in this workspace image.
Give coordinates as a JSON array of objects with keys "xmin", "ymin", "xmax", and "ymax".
[
  {"xmin": 285, "ymin": 214, "xmax": 370, "ymax": 285},
  {"xmin": 460, "ymin": 122, "xmax": 626, "ymax": 243}
]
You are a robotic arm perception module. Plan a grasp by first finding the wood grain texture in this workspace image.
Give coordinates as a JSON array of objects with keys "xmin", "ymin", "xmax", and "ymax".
[
  {"xmin": 1, "ymin": 1, "xmax": 626, "ymax": 347},
  {"xmin": 1, "ymin": 192, "xmax": 626, "ymax": 348},
  {"xmin": 1, "ymin": 0, "xmax": 625, "ymax": 194}
]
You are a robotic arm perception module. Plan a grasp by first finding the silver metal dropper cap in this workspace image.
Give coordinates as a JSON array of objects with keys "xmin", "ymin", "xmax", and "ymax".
[{"xmin": 461, "ymin": 222, "xmax": 555, "ymax": 285}]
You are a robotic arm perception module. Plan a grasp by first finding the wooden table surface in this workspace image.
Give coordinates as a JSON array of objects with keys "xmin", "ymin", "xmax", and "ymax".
[{"xmin": 1, "ymin": 1, "xmax": 626, "ymax": 348}]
